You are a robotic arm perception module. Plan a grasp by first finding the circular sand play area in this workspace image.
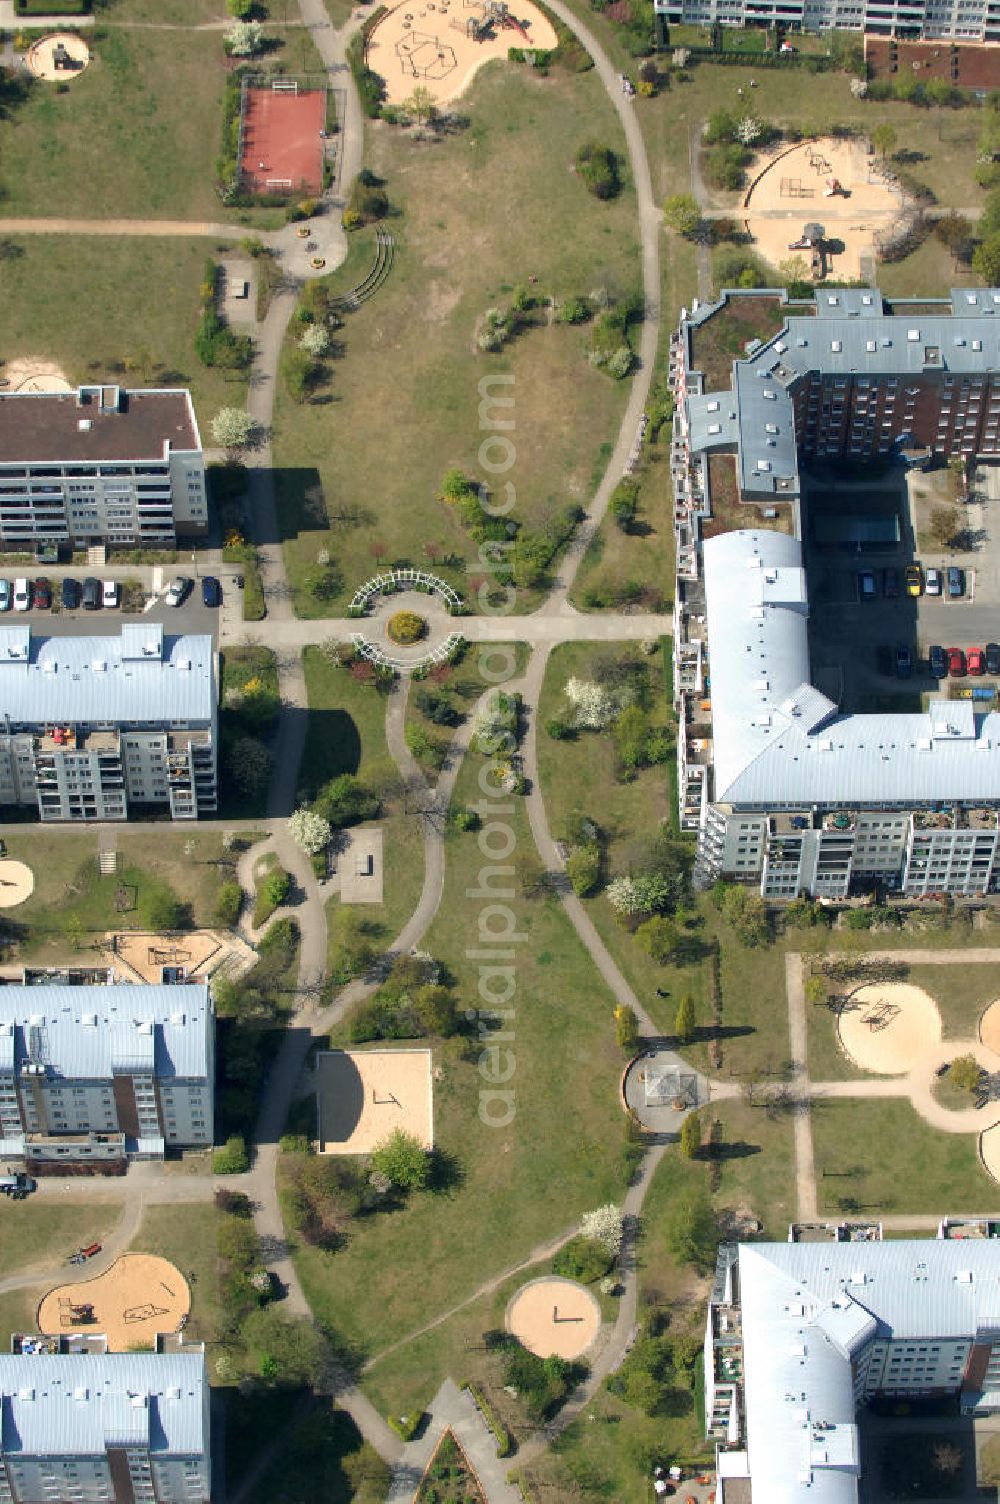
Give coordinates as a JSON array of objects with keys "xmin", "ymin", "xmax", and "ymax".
[
  {"xmin": 38, "ymin": 1255, "xmax": 190, "ymax": 1352},
  {"xmin": 742, "ymin": 137, "xmax": 904, "ymax": 283},
  {"xmin": 366, "ymin": 0, "xmax": 558, "ymax": 107},
  {"xmin": 0, "ymin": 861, "xmax": 33, "ymax": 908},
  {"xmin": 980, "ymin": 1123, "xmax": 1000, "ymax": 1186},
  {"xmin": 838, "ymin": 982, "xmax": 942, "ymax": 1075},
  {"xmin": 506, "ymin": 1276, "xmax": 601, "ymax": 1361},
  {"xmin": 25, "ymin": 32, "xmax": 90, "ymax": 83}
]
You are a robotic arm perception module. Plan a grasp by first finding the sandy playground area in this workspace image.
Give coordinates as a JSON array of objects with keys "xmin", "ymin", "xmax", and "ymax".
[
  {"xmin": 38, "ymin": 1255, "xmax": 189, "ymax": 1353},
  {"xmin": 838, "ymin": 982, "xmax": 942, "ymax": 1075},
  {"xmin": 105, "ymin": 928, "xmax": 255, "ymax": 985},
  {"xmin": 25, "ymin": 32, "xmax": 90, "ymax": 83},
  {"xmin": 742, "ymin": 137, "xmax": 904, "ymax": 283},
  {"xmin": 506, "ymin": 1276, "xmax": 601, "ymax": 1361},
  {"xmin": 0, "ymin": 861, "xmax": 33, "ymax": 909},
  {"xmin": 315, "ymin": 1048, "xmax": 434, "ymax": 1154},
  {"xmin": 367, "ymin": 0, "xmax": 558, "ymax": 108},
  {"xmin": 980, "ymin": 1122, "xmax": 1000, "ymax": 1185},
  {"xmin": 2, "ymin": 359, "xmax": 72, "ymax": 394},
  {"xmin": 979, "ymin": 997, "xmax": 1000, "ymax": 1055}
]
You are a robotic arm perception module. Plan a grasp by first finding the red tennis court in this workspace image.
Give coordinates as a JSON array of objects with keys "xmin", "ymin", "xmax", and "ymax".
[{"xmin": 239, "ymin": 82, "xmax": 326, "ymax": 196}]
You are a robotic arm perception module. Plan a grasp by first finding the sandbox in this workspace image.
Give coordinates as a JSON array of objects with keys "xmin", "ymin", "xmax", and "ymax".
[
  {"xmin": 315, "ymin": 1048, "xmax": 434, "ymax": 1154},
  {"xmin": 837, "ymin": 982, "xmax": 942, "ymax": 1075},
  {"xmin": 742, "ymin": 137, "xmax": 903, "ymax": 283},
  {"xmin": 366, "ymin": 0, "xmax": 558, "ymax": 108},
  {"xmin": 2, "ymin": 359, "xmax": 72, "ymax": 394},
  {"xmin": 25, "ymin": 33, "xmax": 90, "ymax": 83},
  {"xmin": 505, "ymin": 1276, "xmax": 601, "ymax": 1360},
  {"xmin": 0, "ymin": 861, "xmax": 34, "ymax": 909},
  {"xmin": 105, "ymin": 928, "xmax": 255, "ymax": 986},
  {"xmin": 38, "ymin": 1254, "xmax": 190, "ymax": 1352}
]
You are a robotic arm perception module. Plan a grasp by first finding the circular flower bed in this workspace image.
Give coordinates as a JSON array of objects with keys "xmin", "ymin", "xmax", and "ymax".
[{"xmin": 387, "ymin": 610, "xmax": 427, "ymax": 646}]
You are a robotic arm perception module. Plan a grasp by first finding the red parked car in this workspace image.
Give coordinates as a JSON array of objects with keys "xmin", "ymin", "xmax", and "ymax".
[
  {"xmin": 32, "ymin": 578, "xmax": 51, "ymax": 610},
  {"xmin": 948, "ymin": 648, "xmax": 967, "ymax": 678},
  {"xmin": 967, "ymin": 647, "xmax": 985, "ymax": 676}
]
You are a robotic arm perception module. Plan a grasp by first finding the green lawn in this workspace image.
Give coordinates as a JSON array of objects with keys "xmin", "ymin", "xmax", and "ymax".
[
  {"xmin": 0, "ymin": 1200, "xmax": 117, "ymax": 1280},
  {"xmin": 570, "ymin": 437, "xmax": 675, "ymax": 613},
  {"xmin": 289, "ymin": 752, "xmax": 627, "ymax": 1415},
  {"xmin": 299, "ymin": 646, "xmax": 398, "ymax": 802},
  {"xmin": 273, "ymin": 61, "xmax": 638, "ymax": 615},
  {"xmin": 10, "ymin": 828, "xmax": 234, "ymax": 962},
  {"xmin": 0, "ymin": 237, "xmax": 249, "ymax": 431},
  {"xmin": 130, "ymin": 1203, "xmax": 221, "ymax": 1349},
  {"xmin": 103, "ymin": 0, "xmax": 227, "ymax": 20},
  {"xmin": 812, "ymin": 1098, "xmax": 996, "ymax": 1215},
  {"xmin": 0, "ymin": 31, "xmax": 227, "ymax": 219}
]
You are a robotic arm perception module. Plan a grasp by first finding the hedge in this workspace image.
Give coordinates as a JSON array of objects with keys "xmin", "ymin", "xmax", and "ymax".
[
  {"xmin": 685, "ymin": 47, "xmax": 835, "ymax": 70},
  {"xmin": 462, "ymin": 1382, "xmax": 514, "ymax": 1458},
  {"xmin": 15, "ymin": 0, "xmax": 89, "ymax": 11}
]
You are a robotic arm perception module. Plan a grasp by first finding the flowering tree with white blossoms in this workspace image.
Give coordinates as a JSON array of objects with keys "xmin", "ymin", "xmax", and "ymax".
[
  {"xmin": 288, "ymin": 807, "xmax": 332, "ymax": 855},
  {"xmin": 300, "ymin": 323, "xmax": 330, "ymax": 357},
  {"xmin": 736, "ymin": 116, "xmax": 761, "ymax": 146},
  {"xmin": 582, "ymin": 1203, "xmax": 624, "ymax": 1257},
  {"xmin": 226, "ymin": 20, "xmax": 264, "ymax": 55},
  {"xmin": 606, "ymin": 875, "xmax": 643, "ymax": 916},
  {"xmin": 564, "ymin": 676, "xmax": 616, "ymax": 730},
  {"xmin": 210, "ymin": 406, "xmax": 254, "ymax": 452}
]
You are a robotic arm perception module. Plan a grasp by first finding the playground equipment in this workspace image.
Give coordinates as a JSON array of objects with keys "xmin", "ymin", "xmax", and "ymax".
[
  {"xmin": 460, "ymin": 0, "xmax": 531, "ymax": 39},
  {"xmin": 862, "ymin": 1000, "xmax": 901, "ymax": 1033},
  {"xmin": 824, "ymin": 177, "xmax": 849, "ymax": 197},
  {"xmin": 59, "ymin": 1299, "xmax": 95, "ymax": 1327},
  {"xmin": 780, "ymin": 177, "xmax": 816, "ymax": 199},
  {"xmin": 788, "ymin": 221, "xmax": 826, "ymax": 251},
  {"xmin": 394, "ymin": 29, "xmax": 458, "ymax": 77}
]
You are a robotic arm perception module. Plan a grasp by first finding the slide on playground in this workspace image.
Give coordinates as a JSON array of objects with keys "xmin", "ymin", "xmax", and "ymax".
[{"xmin": 503, "ymin": 11, "xmax": 530, "ymax": 38}]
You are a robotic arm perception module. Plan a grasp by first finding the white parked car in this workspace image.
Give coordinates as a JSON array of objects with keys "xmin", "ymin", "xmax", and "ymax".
[
  {"xmin": 165, "ymin": 576, "xmax": 193, "ymax": 608},
  {"xmin": 102, "ymin": 580, "xmax": 120, "ymax": 608},
  {"xmin": 13, "ymin": 579, "xmax": 30, "ymax": 612},
  {"xmin": 925, "ymin": 567, "xmax": 942, "ymax": 596}
]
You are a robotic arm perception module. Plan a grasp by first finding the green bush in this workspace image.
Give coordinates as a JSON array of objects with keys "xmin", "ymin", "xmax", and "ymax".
[
  {"xmin": 347, "ymin": 14, "xmax": 388, "ymax": 117},
  {"xmin": 556, "ymin": 295, "xmax": 592, "ymax": 324},
  {"xmin": 347, "ymin": 169, "xmax": 389, "ymax": 223},
  {"xmin": 575, "ymin": 141, "xmax": 621, "ymax": 199},
  {"xmin": 314, "ymin": 772, "xmax": 379, "ymax": 828},
  {"xmin": 214, "ymin": 1134, "xmax": 250, "ymax": 1175},
  {"xmin": 253, "ymin": 867, "xmax": 291, "ymax": 928},
  {"xmin": 215, "ymin": 880, "xmax": 244, "ymax": 929},
  {"xmin": 553, "ymin": 1234, "xmax": 613, "ymax": 1283}
]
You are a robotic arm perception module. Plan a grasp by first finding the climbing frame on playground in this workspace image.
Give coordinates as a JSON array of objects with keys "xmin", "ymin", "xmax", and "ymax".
[
  {"xmin": 25, "ymin": 33, "xmax": 90, "ymax": 82},
  {"xmin": 38, "ymin": 1256, "xmax": 190, "ymax": 1353},
  {"xmin": 366, "ymin": 0, "xmax": 558, "ymax": 107}
]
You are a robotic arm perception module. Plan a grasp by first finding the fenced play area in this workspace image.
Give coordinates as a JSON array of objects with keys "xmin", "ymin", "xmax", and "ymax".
[
  {"xmin": 38, "ymin": 1255, "xmax": 190, "ymax": 1352},
  {"xmin": 366, "ymin": 0, "xmax": 557, "ymax": 107},
  {"xmin": 315, "ymin": 1048, "xmax": 433, "ymax": 1155},
  {"xmin": 238, "ymin": 78, "xmax": 327, "ymax": 198}
]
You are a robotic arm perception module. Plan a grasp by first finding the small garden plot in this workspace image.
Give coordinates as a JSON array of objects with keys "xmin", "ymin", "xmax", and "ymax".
[{"xmin": 415, "ymin": 1431, "xmax": 485, "ymax": 1504}]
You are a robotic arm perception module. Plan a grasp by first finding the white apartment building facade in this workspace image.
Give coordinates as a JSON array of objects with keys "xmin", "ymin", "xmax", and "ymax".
[
  {"xmin": 0, "ymin": 386, "xmax": 206, "ymax": 550},
  {"xmin": 653, "ymin": 0, "xmax": 1000, "ymax": 41},
  {"xmin": 0, "ymin": 624, "xmax": 216, "ymax": 822},
  {"xmin": 0, "ymin": 984, "xmax": 214, "ymax": 1166},
  {"xmin": 0, "ymin": 1348, "xmax": 210, "ymax": 1504},
  {"xmin": 706, "ymin": 1239, "xmax": 1000, "ymax": 1504}
]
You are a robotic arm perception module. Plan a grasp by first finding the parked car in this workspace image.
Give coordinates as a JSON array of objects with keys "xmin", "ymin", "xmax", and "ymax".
[
  {"xmin": 967, "ymin": 647, "xmax": 985, "ymax": 676},
  {"xmin": 928, "ymin": 645, "xmax": 948, "ymax": 679},
  {"xmin": 948, "ymin": 647, "xmax": 967, "ymax": 678},
  {"xmin": 201, "ymin": 575, "xmax": 221, "ymax": 608},
  {"xmin": 858, "ymin": 569, "xmax": 877, "ymax": 601},
  {"xmin": 102, "ymin": 580, "xmax": 120, "ymax": 609},
  {"xmin": 13, "ymin": 579, "xmax": 31, "ymax": 612},
  {"xmin": 165, "ymin": 576, "xmax": 193, "ymax": 608},
  {"xmin": 895, "ymin": 643, "xmax": 913, "ymax": 679},
  {"xmin": 0, "ymin": 580, "xmax": 11, "ymax": 613},
  {"xmin": 81, "ymin": 577, "xmax": 101, "ymax": 610},
  {"xmin": 905, "ymin": 563, "xmax": 923, "ymax": 597},
  {"xmin": 946, "ymin": 566, "xmax": 965, "ymax": 599},
  {"xmin": 925, "ymin": 567, "xmax": 942, "ymax": 596},
  {"xmin": 32, "ymin": 578, "xmax": 51, "ymax": 611},
  {"xmin": 986, "ymin": 643, "xmax": 1000, "ymax": 676},
  {"xmin": 883, "ymin": 567, "xmax": 899, "ymax": 598},
  {"xmin": 61, "ymin": 577, "xmax": 81, "ymax": 611}
]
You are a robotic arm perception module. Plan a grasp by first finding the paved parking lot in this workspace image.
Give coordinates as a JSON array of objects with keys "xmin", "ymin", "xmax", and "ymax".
[
  {"xmin": 805, "ymin": 462, "xmax": 1000, "ymax": 708},
  {"xmin": 0, "ymin": 564, "xmax": 247, "ymax": 647}
]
